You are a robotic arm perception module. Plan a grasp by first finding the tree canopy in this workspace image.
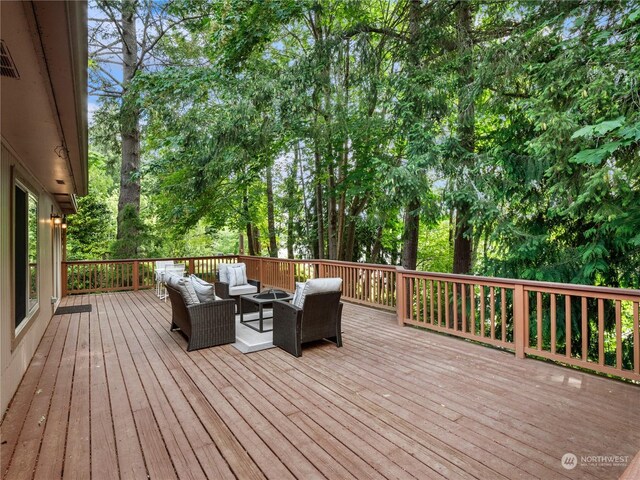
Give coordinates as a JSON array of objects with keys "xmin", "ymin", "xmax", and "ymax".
[{"xmin": 76, "ymin": 0, "xmax": 640, "ymax": 289}]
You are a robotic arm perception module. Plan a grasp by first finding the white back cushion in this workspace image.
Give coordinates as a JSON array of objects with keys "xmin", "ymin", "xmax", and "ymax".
[
  {"xmin": 295, "ymin": 278, "xmax": 342, "ymax": 308},
  {"xmin": 164, "ymin": 264, "xmax": 186, "ymax": 276},
  {"xmin": 219, "ymin": 262, "xmax": 244, "ymax": 284},
  {"xmin": 227, "ymin": 264, "xmax": 248, "ymax": 287}
]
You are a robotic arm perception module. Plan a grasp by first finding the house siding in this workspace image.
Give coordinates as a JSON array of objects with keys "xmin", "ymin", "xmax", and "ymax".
[{"xmin": 1, "ymin": 141, "xmax": 61, "ymax": 415}]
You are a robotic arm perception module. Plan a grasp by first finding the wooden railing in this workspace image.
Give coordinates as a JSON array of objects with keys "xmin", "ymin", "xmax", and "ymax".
[
  {"xmin": 240, "ymin": 256, "xmax": 396, "ymax": 310},
  {"xmin": 62, "ymin": 255, "xmax": 639, "ymax": 382},
  {"xmin": 62, "ymin": 255, "xmax": 240, "ymax": 295},
  {"xmin": 397, "ymin": 269, "xmax": 640, "ymax": 382}
]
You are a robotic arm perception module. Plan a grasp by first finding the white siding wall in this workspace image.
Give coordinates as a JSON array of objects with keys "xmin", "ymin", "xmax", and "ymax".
[{"xmin": 1, "ymin": 142, "xmax": 61, "ymax": 415}]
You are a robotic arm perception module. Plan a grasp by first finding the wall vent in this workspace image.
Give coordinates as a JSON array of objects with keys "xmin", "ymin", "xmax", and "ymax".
[{"xmin": 0, "ymin": 40, "xmax": 20, "ymax": 79}]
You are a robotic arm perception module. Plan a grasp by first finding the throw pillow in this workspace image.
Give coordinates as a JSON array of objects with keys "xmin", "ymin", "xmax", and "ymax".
[
  {"xmin": 218, "ymin": 262, "xmax": 243, "ymax": 284},
  {"xmin": 190, "ymin": 275, "xmax": 216, "ymax": 303},
  {"xmin": 227, "ymin": 264, "xmax": 248, "ymax": 287},
  {"xmin": 292, "ymin": 282, "xmax": 305, "ymax": 308},
  {"xmin": 167, "ymin": 274, "xmax": 200, "ymax": 305}
]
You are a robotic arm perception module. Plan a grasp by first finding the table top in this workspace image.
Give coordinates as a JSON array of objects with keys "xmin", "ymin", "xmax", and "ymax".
[{"xmin": 241, "ymin": 291, "xmax": 293, "ymax": 304}]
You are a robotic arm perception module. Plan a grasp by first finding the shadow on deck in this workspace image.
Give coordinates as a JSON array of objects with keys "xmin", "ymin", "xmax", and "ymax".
[{"xmin": 2, "ymin": 290, "xmax": 639, "ymax": 479}]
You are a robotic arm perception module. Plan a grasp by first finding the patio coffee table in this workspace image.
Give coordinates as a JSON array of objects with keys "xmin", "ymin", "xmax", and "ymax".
[{"xmin": 239, "ymin": 290, "xmax": 293, "ymax": 333}]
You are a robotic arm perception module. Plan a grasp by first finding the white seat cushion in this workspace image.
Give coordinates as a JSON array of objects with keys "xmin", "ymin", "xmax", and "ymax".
[
  {"xmin": 229, "ymin": 284, "xmax": 258, "ymax": 296},
  {"xmin": 295, "ymin": 278, "xmax": 343, "ymax": 308}
]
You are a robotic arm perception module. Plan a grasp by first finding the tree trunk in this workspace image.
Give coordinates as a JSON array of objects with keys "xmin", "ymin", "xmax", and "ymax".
[
  {"xmin": 336, "ymin": 39, "xmax": 350, "ymax": 261},
  {"xmin": 453, "ymin": 0, "xmax": 475, "ymax": 274},
  {"xmin": 401, "ymin": 0, "xmax": 423, "ymax": 271},
  {"xmin": 314, "ymin": 147, "xmax": 325, "ymax": 259},
  {"xmin": 116, "ymin": 0, "xmax": 141, "ymax": 257},
  {"xmin": 370, "ymin": 225, "xmax": 384, "ymax": 264},
  {"xmin": 286, "ymin": 155, "xmax": 298, "ymax": 259},
  {"xmin": 266, "ymin": 165, "xmax": 277, "ymax": 257},
  {"xmin": 244, "ymin": 194, "xmax": 256, "ymax": 256},
  {"xmin": 287, "ymin": 216, "xmax": 295, "ymax": 259},
  {"xmin": 296, "ymin": 142, "xmax": 313, "ymax": 256},
  {"xmin": 401, "ymin": 198, "xmax": 420, "ymax": 270},
  {"xmin": 252, "ymin": 225, "xmax": 261, "ymax": 256},
  {"xmin": 327, "ymin": 163, "xmax": 338, "ymax": 259},
  {"xmin": 453, "ymin": 222, "xmax": 472, "ymax": 273},
  {"xmin": 344, "ymin": 218, "xmax": 357, "ymax": 262}
]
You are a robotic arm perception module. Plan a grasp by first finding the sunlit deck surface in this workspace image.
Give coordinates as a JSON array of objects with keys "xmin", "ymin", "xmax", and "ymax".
[{"xmin": 2, "ymin": 290, "xmax": 639, "ymax": 480}]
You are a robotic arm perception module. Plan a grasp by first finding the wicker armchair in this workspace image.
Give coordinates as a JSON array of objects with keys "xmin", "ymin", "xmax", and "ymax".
[
  {"xmin": 272, "ymin": 291, "xmax": 343, "ymax": 357},
  {"xmin": 166, "ymin": 283, "xmax": 236, "ymax": 351}
]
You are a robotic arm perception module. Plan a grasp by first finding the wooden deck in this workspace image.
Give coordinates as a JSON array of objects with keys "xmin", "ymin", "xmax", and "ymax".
[{"xmin": 2, "ymin": 290, "xmax": 639, "ymax": 480}]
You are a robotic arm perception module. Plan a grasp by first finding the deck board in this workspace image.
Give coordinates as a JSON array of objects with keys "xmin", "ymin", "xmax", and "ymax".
[{"xmin": 2, "ymin": 290, "xmax": 639, "ymax": 479}]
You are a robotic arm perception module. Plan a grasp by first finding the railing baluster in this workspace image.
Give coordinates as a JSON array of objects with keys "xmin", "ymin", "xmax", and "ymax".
[
  {"xmin": 437, "ymin": 281, "xmax": 442, "ymax": 326},
  {"xmin": 409, "ymin": 277, "xmax": 415, "ymax": 322},
  {"xmin": 615, "ymin": 300, "xmax": 622, "ymax": 369},
  {"xmin": 429, "ymin": 280, "xmax": 434, "ymax": 325},
  {"xmin": 422, "ymin": 279, "xmax": 427, "ymax": 323},
  {"xmin": 634, "ymin": 302, "xmax": 639, "ymax": 374},
  {"xmin": 514, "ymin": 285, "xmax": 526, "ymax": 358},
  {"xmin": 461, "ymin": 283, "xmax": 467, "ymax": 333},
  {"xmin": 536, "ymin": 291, "xmax": 542, "ymax": 350},
  {"xmin": 470, "ymin": 284, "xmax": 475, "ymax": 336},
  {"xmin": 501, "ymin": 288, "xmax": 507, "ymax": 342},
  {"xmin": 550, "ymin": 294, "xmax": 556, "ymax": 354},
  {"xmin": 490, "ymin": 286, "xmax": 495, "ymax": 340},
  {"xmin": 453, "ymin": 283, "xmax": 458, "ymax": 331},
  {"xmin": 524, "ymin": 289, "xmax": 530, "ymax": 349},
  {"xmin": 445, "ymin": 282, "xmax": 450, "ymax": 329},
  {"xmin": 480, "ymin": 286, "xmax": 485, "ymax": 338},
  {"xmin": 565, "ymin": 295, "xmax": 571, "ymax": 359},
  {"xmin": 598, "ymin": 298, "xmax": 604, "ymax": 366},
  {"xmin": 581, "ymin": 297, "xmax": 588, "ymax": 361}
]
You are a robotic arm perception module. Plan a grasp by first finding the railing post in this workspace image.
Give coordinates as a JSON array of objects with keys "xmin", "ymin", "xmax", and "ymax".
[
  {"xmin": 514, "ymin": 284, "xmax": 526, "ymax": 359},
  {"xmin": 188, "ymin": 257, "xmax": 195, "ymax": 275},
  {"xmin": 133, "ymin": 260, "xmax": 139, "ymax": 291},
  {"xmin": 61, "ymin": 262, "xmax": 68, "ymax": 297},
  {"xmin": 289, "ymin": 260, "xmax": 295, "ymax": 292},
  {"xmin": 259, "ymin": 257, "xmax": 264, "ymax": 285},
  {"xmin": 396, "ymin": 268, "xmax": 405, "ymax": 326}
]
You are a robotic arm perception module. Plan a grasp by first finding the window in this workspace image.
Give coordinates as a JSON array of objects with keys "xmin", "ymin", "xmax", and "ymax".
[{"xmin": 14, "ymin": 180, "xmax": 38, "ymax": 330}]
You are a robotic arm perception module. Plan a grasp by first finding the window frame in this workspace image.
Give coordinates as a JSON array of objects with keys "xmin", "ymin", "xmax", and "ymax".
[{"xmin": 11, "ymin": 168, "xmax": 41, "ymax": 348}]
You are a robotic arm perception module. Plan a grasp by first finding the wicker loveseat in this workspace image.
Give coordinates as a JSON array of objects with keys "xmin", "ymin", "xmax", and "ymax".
[{"xmin": 166, "ymin": 283, "xmax": 236, "ymax": 351}]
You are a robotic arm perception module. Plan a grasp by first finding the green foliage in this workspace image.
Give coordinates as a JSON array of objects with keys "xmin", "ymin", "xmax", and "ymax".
[
  {"xmin": 67, "ymin": 196, "xmax": 113, "ymax": 260},
  {"xmin": 111, "ymin": 204, "xmax": 153, "ymax": 259},
  {"xmin": 66, "ymin": 151, "xmax": 117, "ymax": 260},
  {"xmin": 82, "ymin": 0, "xmax": 640, "ymax": 291},
  {"xmin": 417, "ymin": 219, "xmax": 454, "ymax": 274}
]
